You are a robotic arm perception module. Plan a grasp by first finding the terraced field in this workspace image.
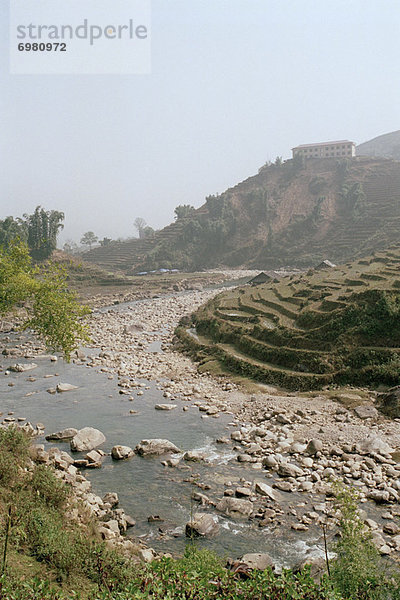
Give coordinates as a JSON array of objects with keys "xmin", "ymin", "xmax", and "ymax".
[{"xmin": 176, "ymin": 246, "xmax": 400, "ymax": 391}]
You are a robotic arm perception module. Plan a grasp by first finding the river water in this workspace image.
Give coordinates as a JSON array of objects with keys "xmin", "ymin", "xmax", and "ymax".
[{"xmin": 1, "ymin": 285, "xmax": 381, "ymax": 567}]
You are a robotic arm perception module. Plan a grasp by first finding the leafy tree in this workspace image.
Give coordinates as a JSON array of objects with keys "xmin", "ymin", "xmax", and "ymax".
[
  {"xmin": 274, "ymin": 156, "xmax": 283, "ymax": 166},
  {"xmin": 24, "ymin": 206, "xmax": 64, "ymax": 260},
  {"xmin": 63, "ymin": 239, "xmax": 78, "ymax": 254},
  {"xmin": 174, "ymin": 205, "xmax": 195, "ymax": 220},
  {"xmin": 0, "ymin": 216, "xmax": 26, "ymax": 248},
  {"xmin": 99, "ymin": 237, "xmax": 112, "ymax": 246},
  {"xmin": 142, "ymin": 226, "xmax": 155, "ymax": 238},
  {"xmin": 80, "ymin": 231, "xmax": 98, "ymax": 250},
  {"xmin": 0, "ymin": 240, "xmax": 89, "ymax": 359},
  {"xmin": 134, "ymin": 217, "xmax": 147, "ymax": 238}
]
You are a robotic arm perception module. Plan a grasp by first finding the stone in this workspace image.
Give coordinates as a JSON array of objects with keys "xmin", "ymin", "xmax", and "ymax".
[
  {"xmin": 56, "ymin": 383, "xmax": 78, "ymax": 393},
  {"xmin": 383, "ymin": 522, "xmax": 400, "ymax": 535},
  {"xmin": 137, "ymin": 548, "xmax": 157, "ymax": 563},
  {"xmin": 305, "ymin": 439, "xmax": 323, "ymax": 455},
  {"xmin": 86, "ymin": 450, "xmax": 103, "ymax": 464},
  {"xmin": 103, "ymin": 492, "xmax": 119, "ymax": 507},
  {"xmin": 278, "ymin": 462, "xmax": 303, "ymax": 478},
  {"xmin": 183, "ymin": 450, "xmax": 208, "ymax": 462},
  {"xmin": 216, "ymin": 497, "xmax": 253, "ymax": 517},
  {"xmin": 185, "ymin": 513, "xmax": 219, "ymax": 537},
  {"xmin": 377, "ymin": 386, "xmax": 400, "ymax": 419},
  {"xmin": 154, "ymin": 404, "xmax": 177, "ymax": 411},
  {"xmin": 359, "ymin": 435, "xmax": 393, "ymax": 456},
  {"xmin": 255, "ymin": 481, "xmax": 281, "ymax": 501},
  {"xmin": 354, "ymin": 405, "xmax": 379, "ymax": 420},
  {"xmin": 235, "ymin": 487, "xmax": 251, "ymax": 498},
  {"xmin": 70, "ymin": 427, "xmax": 106, "ymax": 452},
  {"xmin": 135, "ymin": 439, "xmax": 181, "ymax": 456},
  {"xmin": 46, "ymin": 428, "xmax": 78, "ymax": 441},
  {"xmin": 262, "ymin": 455, "xmax": 278, "ymax": 469},
  {"xmin": 273, "ymin": 481, "xmax": 293, "ymax": 492},
  {"xmin": 111, "ymin": 445, "xmax": 134, "ymax": 460},
  {"xmin": 8, "ymin": 363, "xmax": 37, "ymax": 372},
  {"xmin": 367, "ymin": 490, "xmax": 390, "ymax": 503},
  {"xmin": 239, "ymin": 553, "xmax": 273, "ymax": 571}
]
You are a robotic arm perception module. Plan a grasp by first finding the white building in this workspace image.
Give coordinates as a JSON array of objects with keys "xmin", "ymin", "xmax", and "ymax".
[{"xmin": 292, "ymin": 140, "xmax": 356, "ymax": 159}]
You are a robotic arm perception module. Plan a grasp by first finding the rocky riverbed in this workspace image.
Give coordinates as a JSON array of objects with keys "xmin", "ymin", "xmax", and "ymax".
[{"xmin": 2, "ymin": 276, "xmax": 400, "ymax": 568}]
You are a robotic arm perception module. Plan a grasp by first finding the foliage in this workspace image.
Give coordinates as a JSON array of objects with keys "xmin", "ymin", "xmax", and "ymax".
[
  {"xmin": 330, "ymin": 482, "xmax": 399, "ymax": 599},
  {"xmin": 174, "ymin": 204, "xmax": 196, "ymax": 220},
  {"xmin": 0, "ymin": 240, "xmax": 89, "ymax": 360},
  {"xmin": 134, "ymin": 217, "xmax": 147, "ymax": 238},
  {"xmin": 99, "ymin": 237, "xmax": 112, "ymax": 247},
  {"xmin": 80, "ymin": 232, "xmax": 98, "ymax": 250},
  {"xmin": 0, "ymin": 216, "xmax": 27, "ymax": 248},
  {"xmin": 24, "ymin": 206, "xmax": 65, "ymax": 260}
]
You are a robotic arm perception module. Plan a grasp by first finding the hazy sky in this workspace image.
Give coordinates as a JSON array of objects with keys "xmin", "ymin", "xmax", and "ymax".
[{"xmin": 1, "ymin": 0, "xmax": 399, "ymax": 245}]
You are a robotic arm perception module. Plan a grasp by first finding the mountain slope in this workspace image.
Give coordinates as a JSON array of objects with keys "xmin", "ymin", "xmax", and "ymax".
[
  {"xmin": 357, "ymin": 130, "xmax": 400, "ymax": 160},
  {"xmin": 176, "ymin": 245, "xmax": 400, "ymax": 391},
  {"xmin": 84, "ymin": 155, "xmax": 400, "ymax": 272}
]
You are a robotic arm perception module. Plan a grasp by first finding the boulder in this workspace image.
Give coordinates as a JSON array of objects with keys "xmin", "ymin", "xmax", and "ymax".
[
  {"xmin": 358, "ymin": 435, "xmax": 393, "ymax": 456},
  {"xmin": 354, "ymin": 405, "xmax": 379, "ymax": 420},
  {"xmin": 239, "ymin": 553, "xmax": 274, "ymax": 571},
  {"xmin": 183, "ymin": 450, "xmax": 208, "ymax": 462},
  {"xmin": 216, "ymin": 497, "xmax": 253, "ymax": 517},
  {"xmin": 103, "ymin": 492, "xmax": 119, "ymax": 507},
  {"xmin": 255, "ymin": 481, "xmax": 281, "ymax": 502},
  {"xmin": 8, "ymin": 363, "xmax": 37, "ymax": 372},
  {"xmin": 305, "ymin": 439, "xmax": 323, "ymax": 455},
  {"xmin": 86, "ymin": 450, "xmax": 104, "ymax": 466},
  {"xmin": 278, "ymin": 462, "xmax": 304, "ymax": 478},
  {"xmin": 377, "ymin": 386, "xmax": 400, "ymax": 419},
  {"xmin": 367, "ymin": 490, "xmax": 390, "ymax": 503},
  {"xmin": 135, "ymin": 439, "xmax": 181, "ymax": 456},
  {"xmin": 154, "ymin": 404, "xmax": 177, "ymax": 411},
  {"xmin": 111, "ymin": 445, "xmax": 134, "ymax": 460},
  {"xmin": 185, "ymin": 513, "xmax": 219, "ymax": 537},
  {"xmin": 70, "ymin": 427, "xmax": 106, "ymax": 452},
  {"xmin": 56, "ymin": 383, "xmax": 78, "ymax": 393},
  {"xmin": 46, "ymin": 428, "xmax": 78, "ymax": 441}
]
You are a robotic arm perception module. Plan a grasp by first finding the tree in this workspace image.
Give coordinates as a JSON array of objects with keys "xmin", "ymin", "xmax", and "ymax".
[
  {"xmin": 134, "ymin": 217, "xmax": 147, "ymax": 239},
  {"xmin": 0, "ymin": 216, "xmax": 26, "ymax": 248},
  {"xmin": 174, "ymin": 205, "xmax": 195, "ymax": 220},
  {"xmin": 80, "ymin": 231, "xmax": 98, "ymax": 250},
  {"xmin": 99, "ymin": 237, "xmax": 112, "ymax": 247},
  {"xmin": 142, "ymin": 226, "xmax": 155, "ymax": 238},
  {"xmin": 24, "ymin": 206, "xmax": 65, "ymax": 260},
  {"xmin": 0, "ymin": 240, "xmax": 89, "ymax": 360},
  {"xmin": 63, "ymin": 240, "xmax": 78, "ymax": 254}
]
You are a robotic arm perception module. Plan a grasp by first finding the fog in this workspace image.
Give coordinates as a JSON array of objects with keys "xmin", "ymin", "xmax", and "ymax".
[{"xmin": 1, "ymin": 0, "xmax": 399, "ymax": 245}]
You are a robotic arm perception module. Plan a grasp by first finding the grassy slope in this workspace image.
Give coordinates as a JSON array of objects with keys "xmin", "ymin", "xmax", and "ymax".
[{"xmin": 176, "ymin": 245, "xmax": 400, "ymax": 391}]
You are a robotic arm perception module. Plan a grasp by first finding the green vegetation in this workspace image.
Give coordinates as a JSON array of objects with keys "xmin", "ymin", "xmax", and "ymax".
[
  {"xmin": 0, "ymin": 240, "xmax": 89, "ymax": 359},
  {"xmin": 330, "ymin": 483, "xmax": 393, "ymax": 600},
  {"xmin": 177, "ymin": 245, "xmax": 400, "ymax": 390},
  {"xmin": 0, "ymin": 206, "xmax": 65, "ymax": 260},
  {"xmin": 0, "ymin": 428, "xmax": 399, "ymax": 599},
  {"xmin": 80, "ymin": 231, "xmax": 98, "ymax": 250}
]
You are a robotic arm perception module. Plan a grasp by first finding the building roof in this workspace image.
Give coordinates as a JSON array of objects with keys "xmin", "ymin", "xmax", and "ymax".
[{"xmin": 292, "ymin": 140, "xmax": 355, "ymax": 150}]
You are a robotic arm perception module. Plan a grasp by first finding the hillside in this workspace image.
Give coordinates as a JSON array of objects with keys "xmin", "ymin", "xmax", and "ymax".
[
  {"xmin": 176, "ymin": 245, "xmax": 400, "ymax": 391},
  {"xmin": 83, "ymin": 155, "xmax": 400, "ymax": 272},
  {"xmin": 357, "ymin": 130, "xmax": 400, "ymax": 160}
]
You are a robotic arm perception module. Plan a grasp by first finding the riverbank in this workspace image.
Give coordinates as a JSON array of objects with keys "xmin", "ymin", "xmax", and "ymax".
[
  {"xmin": 84, "ymin": 283, "xmax": 400, "ymax": 562},
  {"xmin": 2, "ymin": 272, "xmax": 400, "ymax": 568}
]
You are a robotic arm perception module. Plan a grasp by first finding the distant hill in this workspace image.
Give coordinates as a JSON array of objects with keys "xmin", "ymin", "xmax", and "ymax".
[
  {"xmin": 357, "ymin": 130, "xmax": 400, "ymax": 160},
  {"xmin": 176, "ymin": 245, "xmax": 400, "ymax": 390},
  {"xmin": 84, "ymin": 155, "xmax": 400, "ymax": 272}
]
